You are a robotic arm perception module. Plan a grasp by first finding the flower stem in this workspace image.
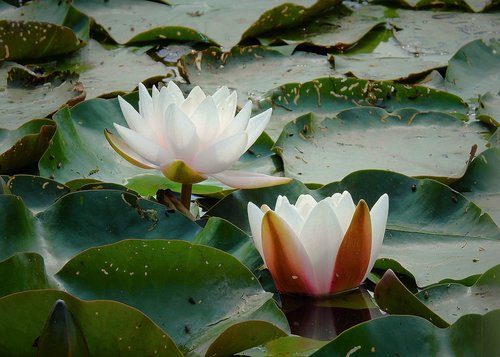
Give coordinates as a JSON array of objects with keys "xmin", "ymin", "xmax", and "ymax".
[{"xmin": 181, "ymin": 183, "xmax": 192, "ymax": 211}]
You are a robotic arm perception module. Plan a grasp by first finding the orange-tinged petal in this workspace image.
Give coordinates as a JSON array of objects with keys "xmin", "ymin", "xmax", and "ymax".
[
  {"xmin": 262, "ymin": 210, "xmax": 316, "ymax": 295},
  {"xmin": 161, "ymin": 159, "xmax": 207, "ymax": 184},
  {"xmin": 331, "ymin": 200, "xmax": 372, "ymax": 294},
  {"xmin": 104, "ymin": 129, "xmax": 158, "ymax": 169}
]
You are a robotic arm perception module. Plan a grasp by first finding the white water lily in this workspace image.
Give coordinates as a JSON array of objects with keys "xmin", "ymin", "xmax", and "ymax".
[
  {"xmin": 248, "ymin": 191, "xmax": 389, "ymax": 297},
  {"xmin": 105, "ymin": 82, "xmax": 290, "ymax": 188}
]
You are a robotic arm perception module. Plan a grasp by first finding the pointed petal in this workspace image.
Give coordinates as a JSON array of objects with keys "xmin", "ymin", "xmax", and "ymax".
[
  {"xmin": 165, "ymin": 104, "xmax": 198, "ymax": 162},
  {"xmin": 190, "ymin": 96, "xmax": 220, "ymax": 145},
  {"xmin": 212, "ymin": 86, "xmax": 230, "ymax": 106},
  {"xmin": 217, "ymin": 100, "xmax": 251, "ymax": 141},
  {"xmin": 161, "ymin": 160, "xmax": 207, "ymax": 184},
  {"xmin": 105, "ymin": 129, "xmax": 158, "ymax": 169},
  {"xmin": 192, "ymin": 132, "xmax": 247, "ymax": 174},
  {"xmin": 247, "ymin": 202, "xmax": 265, "ymax": 261},
  {"xmin": 331, "ymin": 200, "xmax": 372, "ymax": 294},
  {"xmin": 138, "ymin": 83, "xmax": 154, "ymax": 121},
  {"xmin": 244, "ymin": 108, "xmax": 272, "ymax": 151},
  {"xmin": 262, "ymin": 210, "xmax": 316, "ymax": 295},
  {"xmin": 180, "ymin": 86, "xmax": 206, "ymax": 117},
  {"xmin": 295, "ymin": 194, "xmax": 318, "ymax": 220},
  {"xmin": 114, "ymin": 124, "xmax": 173, "ymax": 165},
  {"xmin": 299, "ymin": 200, "xmax": 344, "ymax": 295},
  {"xmin": 211, "ymin": 171, "xmax": 291, "ymax": 189},
  {"xmin": 165, "ymin": 81, "xmax": 185, "ymax": 105},
  {"xmin": 364, "ymin": 194, "xmax": 389, "ymax": 280},
  {"xmin": 327, "ymin": 191, "xmax": 356, "ymax": 236},
  {"xmin": 117, "ymin": 96, "xmax": 145, "ymax": 134},
  {"xmin": 274, "ymin": 197, "xmax": 304, "ymax": 235},
  {"xmin": 217, "ymin": 90, "xmax": 237, "ymax": 130}
]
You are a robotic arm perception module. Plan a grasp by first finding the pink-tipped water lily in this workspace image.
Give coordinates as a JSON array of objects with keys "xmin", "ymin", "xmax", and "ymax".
[
  {"xmin": 105, "ymin": 82, "xmax": 290, "ymax": 189},
  {"xmin": 247, "ymin": 191, "xmax": 389, "ymax": 297}
]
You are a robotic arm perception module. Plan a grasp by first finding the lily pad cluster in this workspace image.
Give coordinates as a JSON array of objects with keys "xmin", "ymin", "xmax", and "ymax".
[{"xmin": 0, "ymin": 0, "xmax": 499, "ymax": 355}]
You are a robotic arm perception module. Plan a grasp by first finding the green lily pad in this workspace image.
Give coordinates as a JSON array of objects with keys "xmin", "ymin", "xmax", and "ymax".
[
  {"xmin": 204, "ymin": 321, "xmax": 287, "ymax": 357},
  {"xmin": 0, "ymin": 0, "xmax": 90, "ymax": 42},
  {"xmin": 0, "ymin": 190, "xmax": 201, "ymax": 274},
  {"xmin": 477, "ymin": 92, "xmax": 500, "ymax": 127},
  {"xmin": 311, "ymin": 310, "xmax": 500, "ymax": 356},
  {"xmin": 259, "ymin": 3, "xmax": 387, "ymax": 50},
  {"xmin": 0, "ymin": 63, "xmax": 84, "ymax": 130},
  {"xmin": 330, "ymin": 52, "xmax": 446, "ymax": 81},
  {"xmin": 9, "ymin": 39, "xmax": 170, "ymax": 100},
  {"xmin": 244, "ymin": 336, "xmax": 327, "ymax": 356},
  {"xmin": 124, "ymin": 174, "xmax": 225, "ymax": 197},
  {"xmin": 392, "ymin": 10, "xmax": 500, "ymax": 60},
  {"xmin": 417, "ymin": 265, "xmax": 500, "ymax": 324},
  {"xmin": 445, "ymin": 38, "xmax": 500, "ymax": 100},
  {"xmin": 374, "ymin": 269, "xmax": 450, "ymax": 327},
  {"xmin": 373, "ymin": 0, "xmax": 497, "ymax": 12},
  {"xmin": 0, "ymin": 119, "xmax": 55, "ymax": 174},
  {"xmin": 274, "ymin": 108, "xmax": 491, "ymax": 184},
  {"xmin": 56, "ymin": 239, "xmax": 289, "ymax": 356},
  {"xmin": 193, "ymin": 217, "xmax": 263, "ymax": 272},
  {"xmin": 207, "ymin": 171, "xmax": 500, "ymax": 287},
  {"xmin": 259, "ymin": 77, "xmax": 467, "ymax": 140},
  {"xmin": 0, "ymin": 20, "xmax": 82, "ymax": 62},
  {"xmin": 0, "ymin": 252, "xmax": 56, "ymax": 297},
  {"xmin": 0, "ymin": 175, "xmax": 70, "ymax": 213},
  {"xmin": 452, "ymin": 148, "xmax": 500, "ymax": 226},
  {"xmin": 178, "ymin": 46, "xmax": 334, "ymax": 107},
  {"xmin": 0, "ymin": 289, "xmax": 182, "ymax": 356},
  {"xmin": 72, "ymin": 0, "xmax": 333, "ymax": 49}
]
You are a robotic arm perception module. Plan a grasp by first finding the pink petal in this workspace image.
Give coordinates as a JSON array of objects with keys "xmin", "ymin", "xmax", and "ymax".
[
  {"xmin": 210, "ymin": 171, "xmax": 291, "ymax": 189},
  {"xmin": 261, "ymin": 211, "xmax": 316, "ymax": 295},
  {"xmin": 331, "ymin": 200, "xmax": 372, "ymax": 294}
]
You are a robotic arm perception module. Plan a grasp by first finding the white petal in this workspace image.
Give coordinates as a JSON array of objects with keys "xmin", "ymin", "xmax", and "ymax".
[
  {"xmin": 180, "ymin": 86, "xmax": 206, "ymax": 117},
  {"xmin": 118, "ymin": 96, "xmax": 145, "ymax": 134},
  {"xmin": 217, "ymin": 100, "xmax": 251, "ymax": 141},
  {"xmin": 274, "ymin": 198, "xmax": 304, "ymax": 236},
  {"xmin": 295, "ymin": 194, "xmax": 318, "ymax": 220},
  {"xmin": 328, "ymin": 191, "xmax": 356, "ymax": 236},
  {"xmin": 212, "ymin": 86, "xmax": 230, "ymax": 106},
  {"xmin": 114, "ymin": 123, "xmax": 173, "ymax": 165},
  {"xmin": 189, "ymin": 96, "xmax": 220, "ymax": 145},
  {"xmin": 244, "ymin": 108, "xmax": 272, "ymax": 151},
  {"xmin": 210, "ymin": 171, "xmax": 291, "ymax": 189},
  {"xmin": 299, "ymin": 200, "xmax": 344, "ymax": 295},
  {"xmin": 217, "ymin": 90, "xmax": 237, "ymax": 130},
  {"xmin": 138, "ymin": 83, "xmax": 154, "ymax": 121},
  {"xmin": 192, "ymin": 132, "xmax": 247, "ymax": 174},
  {"xmin": 328, "ymin": 192, "xmax": 343, "ymax": 206},
  {"xmin": 164, "ymin": 81, "xmax": 185, "ymax": 105},
  {"xmin": 364, "ymin": 193, "xmax": 389, "ymax": 279},
  {"xmin": 165, "ymin": 105, "xmax": 199, "ymax": 163},
  {"xmin": 247, "ymin": 202, "xmax": 265, "ymax": 264},
  {"xmin": 152, "ymin": 85, "xmax": 160, "ymax": 111}
]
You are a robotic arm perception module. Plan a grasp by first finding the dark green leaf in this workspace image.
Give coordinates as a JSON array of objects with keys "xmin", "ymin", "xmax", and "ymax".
[
  {"xmin": 374, "ymin": 269, "xmax": 449, "ymax": 327},
  {"xmin": 0, "ymin": 252, "xmax": 56, "ymax": 297},
  {"xmin": 417, "ymin": 264, "xmax": 500, "ymax": 324},
  {"xmin": 311, "ymin": 310, "xmax": 500, "ymax": 356},
  {"xmin": 55, "ymin": 239, "xmax": 289, "ymax": 356},
  {"xmin": 0, "ymin": 290, "xmax": 182, "ymax": 356}
]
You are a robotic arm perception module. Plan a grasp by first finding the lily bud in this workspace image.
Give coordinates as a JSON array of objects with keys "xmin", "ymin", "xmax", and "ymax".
[{"xmin": 248, "ymin": 191, "xmax": 389, "ymax": 297}]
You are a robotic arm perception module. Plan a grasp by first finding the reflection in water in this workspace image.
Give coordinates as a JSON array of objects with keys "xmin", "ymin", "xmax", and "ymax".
[{"xmin": 280, "ymin": 287, "xmax": 383, "ymax": 341}]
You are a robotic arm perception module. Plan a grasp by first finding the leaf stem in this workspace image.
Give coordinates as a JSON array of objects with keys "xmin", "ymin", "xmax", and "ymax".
[{"xmin": 181, "ymin": 183, "xmax": 192, "ymax": 211}]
